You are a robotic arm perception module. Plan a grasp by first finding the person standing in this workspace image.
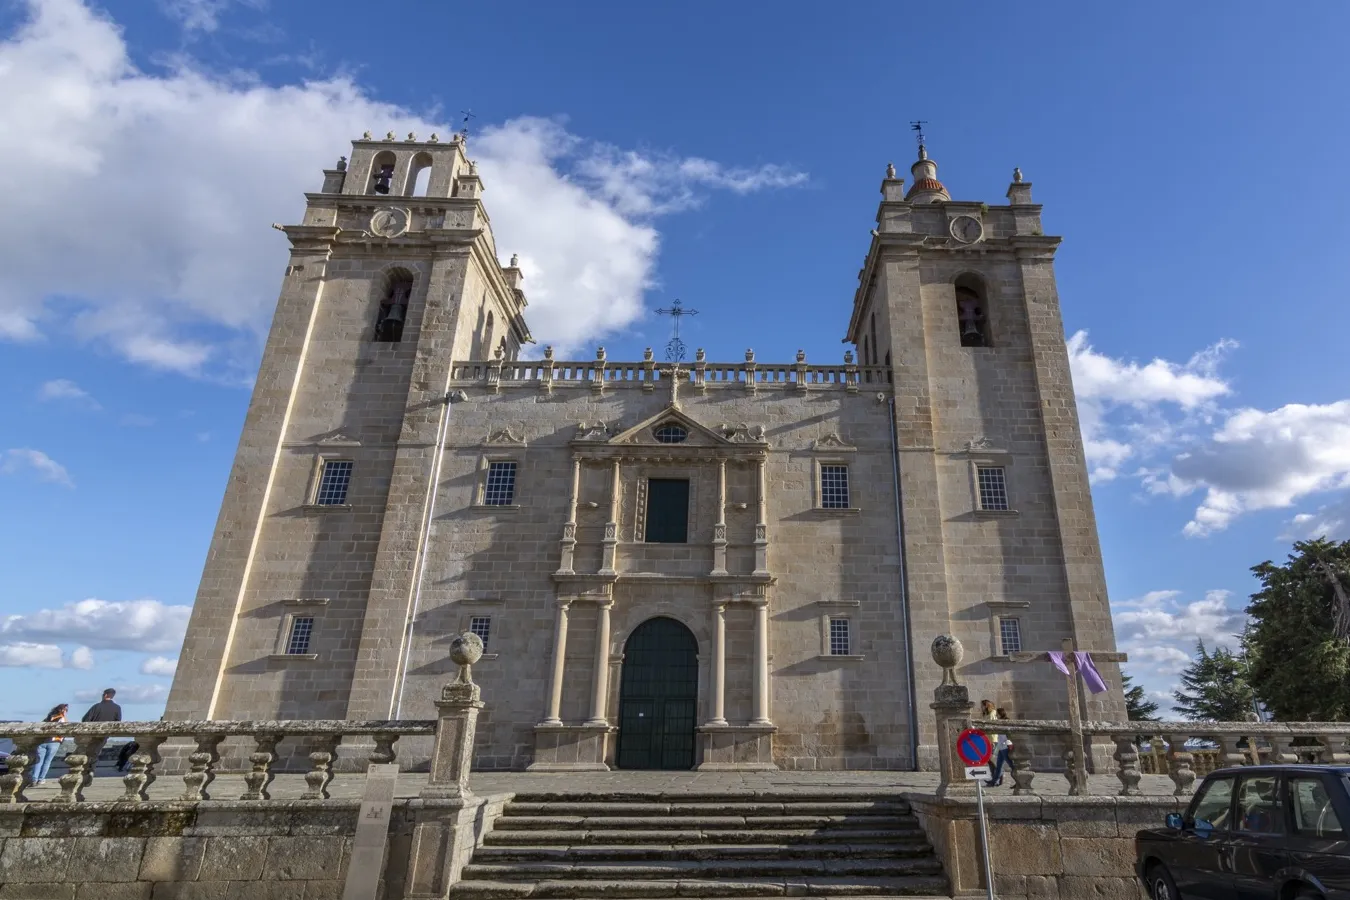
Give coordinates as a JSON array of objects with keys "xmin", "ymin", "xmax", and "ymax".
[
  {"xmin": 82, "ymin": 688, "xmax": 122, "ymax": 722},
  {"xmin": 31, "ymin": 704, "xmax": 68, "ymax": 786}
]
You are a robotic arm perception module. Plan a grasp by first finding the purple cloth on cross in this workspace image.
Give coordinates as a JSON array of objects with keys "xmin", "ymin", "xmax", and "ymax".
[
  {"xmin": 1074, "ymin": 651, "xmax": 1110, "ymax": 694},
  {"xmin": 1048, "ymin": 651, "xmax": 1071, "ymax": 676}
]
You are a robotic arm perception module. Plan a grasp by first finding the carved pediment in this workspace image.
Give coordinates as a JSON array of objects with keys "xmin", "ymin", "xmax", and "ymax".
[
  {"xmin": 610, "ymin": 408, "xmax": 729, "ymax": 447},
  {"xmin": 811, "ymin": 433, "xmax": 855, "ymax": 452},
  {"xmin": 484, "ymin": 427, "xmax": 526, "ymax": 446}
]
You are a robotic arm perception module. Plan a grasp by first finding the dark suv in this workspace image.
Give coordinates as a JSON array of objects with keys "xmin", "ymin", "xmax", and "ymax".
[{"xmin": 1136, "ymin": 765, "xmax": 1350, "ymax": 900}]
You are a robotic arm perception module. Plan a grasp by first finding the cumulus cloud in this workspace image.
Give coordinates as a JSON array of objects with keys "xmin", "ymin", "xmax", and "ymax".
[
  {"xmin": 1, "ymin": 448, "xmax": 74, "ymax": 487},
  {"xmin": 69, "ymin": 646, "xmax": 94, "ymax": 669},
  {"xmin": 0, "ymin": 642, "xmax": 65, "ymax": 668},
  {"xmin": 0, "ymin": 0, "xmax": 806, "ymax": 375},
  {"xmin": 1114, "ymin": 589, "xmax": 1249, "ymax": 704},
  {"xmin": 1, "ymin": 598, "xmax": 191, "ymax": 653},
  {"xmin": 158, "ymin": 0, "xmax": 261, "ymax": 34},
  {"xmin": 74, "ymin": 683, "xmax": 168, "ymax": 705},
  {"xmin": 1283, "ymin": 495, "xmax": 1350, "ymax": 542},
  {"xmin": 140, "ymin": 656, "xmax": 179, "ymax": 676},
  {"xmin": 38, "ymin": 379, "xmax": 99, "ymax": 407}
]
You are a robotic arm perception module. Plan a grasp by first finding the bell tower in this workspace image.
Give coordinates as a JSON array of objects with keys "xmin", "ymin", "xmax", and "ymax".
[{"xmin": 845, "ymin": 146, "xmax": 1125, "ymax": 767}]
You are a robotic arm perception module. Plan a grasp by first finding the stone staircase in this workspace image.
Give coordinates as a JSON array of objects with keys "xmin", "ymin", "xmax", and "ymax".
[{"xmin": 450, "ymin": 792, "xmax": 951, "ymax": 898}]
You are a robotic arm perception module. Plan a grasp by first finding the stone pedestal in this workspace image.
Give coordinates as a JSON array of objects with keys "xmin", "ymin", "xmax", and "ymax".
[
  {"xmin": 528, "ymin": 723, "xmax": 613, "ymax": 771},
  {"xmin": 420, "ymin": 681, "xmax": 483, "ymax": 802},
  {"xmin": 932, "ymin": 683, "xmax": 974, "ymax": 797},
  {"xmin": 696, "ymin": 724, "xmax": 777, "ymax": 770}
]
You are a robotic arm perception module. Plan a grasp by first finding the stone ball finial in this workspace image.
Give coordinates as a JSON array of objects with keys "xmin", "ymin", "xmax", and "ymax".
[
  {"xmin": 886, "ymin": 162, "xmax": 896, "ymax": 179},
  {"xmin": 509, "ymin": 253, "xmax": 519, "ymax": 267},
  {"xmin": 407, "ymin": 131, "xmax": 418, "ymax": 142},
  {"xmin": 450, "ymin": 631, "xmax": 485, "ymax": 684},
  {"xmin": 385, "ymin": 131, "xmax": 396, "ymax": 141},
  {"xmin": 1013, "ymin": 167, "xmax": 1023, "ymax": 184},
  {"xmin": 362, "ymin": 130, "xmax": 372, "ymax": 140},
  {"xmin": 430, "ymin": 132, "xmax": 439, "ymax": 142},
  {"xmin": 931, "ymin": 634, "xmax": 964, "ymax": 686},
  {"xmin": 336, "ymin": 156, "xmax": 347, "ymax": 172}
]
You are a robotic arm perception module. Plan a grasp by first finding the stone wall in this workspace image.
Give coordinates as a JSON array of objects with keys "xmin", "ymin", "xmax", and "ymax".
[{"xmin": 907, "ymin": 791, "xmax": 1175, "ymax": 899}]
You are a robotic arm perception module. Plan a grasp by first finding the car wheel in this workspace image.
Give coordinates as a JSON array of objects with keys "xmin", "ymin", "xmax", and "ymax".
[{"xmin": 1146, "ymin": 863, "xmax": 1179, "ymax": 900}]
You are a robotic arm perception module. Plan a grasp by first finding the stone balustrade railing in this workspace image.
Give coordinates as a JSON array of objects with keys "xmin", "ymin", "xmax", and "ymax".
[
  {"xmin": 0, "ymin": 720, "xmax": 434, "ymax": 805},
  {"xmin": 998, "ymin": 719, "xmax": 1350, "ymax": 798}
]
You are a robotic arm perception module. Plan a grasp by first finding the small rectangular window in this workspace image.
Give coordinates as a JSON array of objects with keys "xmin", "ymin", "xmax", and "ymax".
[
  {"xmin": 828, "ymin": 617, "xmax": 851, "ymax": 656},
  {"xmin": 469, "ymin": 615, "xmax": 491, "ymax": 649},
  {"xmin": 286, "ymin": 616, "xmax": 314, "ymax": 655},
  {"xmin": 820, "ymin": 464, "xmax": 850, "ymax": 509},
  {"xmin": 315, "ymin": 460, "xmax": 353, "ymax": 506},
  {"xmin": 483, "ymin": 461, "xmax": 517, "ymax": 506},
  {"xmin": 645, "ymin": 478, "xmax": 690, "ymax": 544},
  {"xmin": 976, "ymin": 466, "xmax": 1009, "ymax": 511},
  {"xmin": 999, "ymin": 617, "xmax": 1022, "ymax": 655}
]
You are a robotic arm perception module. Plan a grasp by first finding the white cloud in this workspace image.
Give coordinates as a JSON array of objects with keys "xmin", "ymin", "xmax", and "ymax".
[
  {"xmin": 38, "ymin": 378, "xmax": 98, "ymax": 407},
  {"xmin": 1126, "ymin": 645, "xmax": 1192, "ymax": 676},
  {"xmin": 0, "ymin": 0, "xmax": 806, "ymax": 374},
  {"xmin": 158, "ymin": 0, "xmax": 260, "ymax": 34},
  {"xmin": 1067, "ymin": 331, "xmax": 1234, "ymax": 482},
  {"xmin": 1115, "ymin": 589, "xmax": 1247, "ymax": 650},
  {"xmin": 74, "ymin": 683, "xmax": 168, "ymax": 705},
  {"xmin": 0, "ymin": 642, "xmax": 65, "ymax": 668},
  {"xmin": 140, "ymin": 656, "xmax": 179, "ymax": 676},
  {"xmin": 1283, "ymin": 495, "xmax": 1350, "ymax": 542},
  {"xmin": 1, "ymin": 448, "xmax": 74, "ymax": 487},
  {"xmin": 69, "ymin": 646, "xmax": 94, "ymax": 669},
  {"xmin": 1, "ymin": 598, "xmax": 191, "ymax": 653},
  {"xmin": 1169, "ymin": 401, "xmax": 1350, "ymax": 537}
]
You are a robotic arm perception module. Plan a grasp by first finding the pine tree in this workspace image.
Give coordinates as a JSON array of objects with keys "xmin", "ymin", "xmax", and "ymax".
[
  {"xmin": 1123, "ymin": 673, "xmax": 1159, "ymax": 721},
  {"xmin": 1172, "ymin": 641, "xmax": 1254, "ymax": 721}
]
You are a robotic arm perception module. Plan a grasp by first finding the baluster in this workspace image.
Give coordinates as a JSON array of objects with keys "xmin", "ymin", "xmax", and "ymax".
[
  {"xmin": 1271, "ymin": 734, "xmax": 1299, "ymax": 766},
  {"xmin": 122, "ymin": 735, "xmax": 166, "ymax": 802},
  {"xmin": 0, "ymin": 737, "xmax": 40, "ymax": 803},
  {"xmin": 368, "ymin": 732, "xmax": 400, "ymax": 767},
  {"xmin": 1319, "ymin": 732, "xmax": 1350, "ymax": 765},
  {"xmin": 1112, "ymin": 734, "xmax": 1142, "ymax": 797},
  {"xmin": 180, "ymin": 733, "xmax": 224, "ymax": 801},
  {"xmin": 1165, "ymin": 733, "xmax": 1197, "ymax": 797},
  {"xmin": 1216, "ymin": 734, "xmax": 1247, "ymax": 771},
  {"xmin": 1008, "ymin": 731, "xmax": 1035, "ymax": 796},
  {"xmin": 240, "ymin": 732, "xmax": 283, "ymax": 801},
  {"xmin": 302, "ymin": 735, "xmax": 340, "ymax": 800},
  {"xmin": 55, "ymin": 735, "xmax": 106, "ymax": 803}
]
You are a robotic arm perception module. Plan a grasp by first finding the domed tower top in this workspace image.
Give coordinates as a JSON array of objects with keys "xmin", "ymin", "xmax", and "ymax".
[{"xmin": 904, "ymin": 142, "xmax": 950, "ymax": 204}]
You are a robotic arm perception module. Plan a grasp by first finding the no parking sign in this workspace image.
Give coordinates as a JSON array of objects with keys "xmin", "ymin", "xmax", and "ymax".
[{"xmin": 955, "ymin": 726, "xmax": 996, "ymax": 900}]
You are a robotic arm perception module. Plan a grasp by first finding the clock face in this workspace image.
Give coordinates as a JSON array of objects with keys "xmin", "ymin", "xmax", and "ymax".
[
  {"xmin": 950, "ymin": 215, "xmax": 983, "ymax": 244},
  {"xmin": 370, "ymin": 207, "xmax": 411, "ymax": 238}
]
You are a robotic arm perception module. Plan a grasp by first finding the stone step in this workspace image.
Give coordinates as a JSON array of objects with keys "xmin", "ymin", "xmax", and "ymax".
[
  {"xmin": 483, "ymin": 828, "xmax": 927, "ymax": 846},
  {"xmin": 503, "ymin": 802, "xmax": 913, "ymax": 818},
  {"xmin": 493, "ymin": 815, "xmax": 915, "ymax": 831},
  {"xmin": 449, "ymin": 876, "xmax": 951, "ymax": 898},
  {"xmin": 461, "ymin": 859, "xmax": 945, "ymax": 881},
  {"xmin": 505, "ymin": 792, "xmax": 912, "ymax": 805},
  {"xmin": 471, "ymin": 842, "xmax": 935, "ymax": 862}
]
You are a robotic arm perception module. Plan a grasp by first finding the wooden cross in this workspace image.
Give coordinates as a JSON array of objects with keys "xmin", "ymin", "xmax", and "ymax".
[{"xmin": 1009, "ymin": 637, "xmax": 1128, "ymax": 794}]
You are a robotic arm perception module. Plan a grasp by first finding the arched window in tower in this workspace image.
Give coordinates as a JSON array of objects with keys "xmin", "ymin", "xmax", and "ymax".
[
  {"xmin": 370, "ymin": 151, "xmax": 396, "ymax": 195},
  {"xmin": 954, "ymin": 275, "xmax": 992, "ymax": 348},
  {"xmin": 407, "ymin": 152, "xmax": 432, "ymax": 197},
  {"xmin": 374, "ymin": 271, "xmax": 413, "ymax": 342}
]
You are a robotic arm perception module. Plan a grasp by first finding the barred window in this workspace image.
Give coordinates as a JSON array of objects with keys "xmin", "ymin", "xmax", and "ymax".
[
  {"xmin": 828, "ymin": 617, "xmax": 851, "ymax": 656},
  {"xmin": 820, "ymin": 464, "xmax": 850, "ymax": 509},
  {"xmin": 483, "ymin": 461, "xmax": 517, "ymax": 506},
  {"xmin": 469, "ymin": 616, "xmax": 491, "ymax": 649},
  {"xmin": 976, "ymin": 466, "xmax": 1009, "ymax": 511},
  {"xmin": 653, "ymin": 423, "xmax": 688, "ymax": 444},
  {"xmin": 999, "ymin": 617, "xmax": 1022, "ymax": 655},
  {"xmin": 286, "ymin": 617, "xmax": 315, "ymax": 655},
  {"xmin": 315, "ymin": 460, "xmax": 353, "ymax": 506}
]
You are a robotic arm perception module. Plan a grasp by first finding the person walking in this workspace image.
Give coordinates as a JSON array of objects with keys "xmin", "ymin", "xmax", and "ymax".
[
  {"xmin": 31, "ymin": 703, "xmax": 68, "ymax": 786},
  {"xmin": 82, "ymin": 688, "xmax": 122, "ymax": 722},
  {"xmin": 987, "ymin": 708, "xmax": 1016, "ymax": 787}
]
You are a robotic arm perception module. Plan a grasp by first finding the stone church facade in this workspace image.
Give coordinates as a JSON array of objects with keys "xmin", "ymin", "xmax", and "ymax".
[{"xmin": 165, "ymin": 131, "xmax": 1125, "ymax": 771}]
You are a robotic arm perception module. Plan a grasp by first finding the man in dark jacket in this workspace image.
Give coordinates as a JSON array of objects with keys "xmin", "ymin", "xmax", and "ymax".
[{"xmin": 82, "ymin": 689, "xmax": 122, "ymax": 722}]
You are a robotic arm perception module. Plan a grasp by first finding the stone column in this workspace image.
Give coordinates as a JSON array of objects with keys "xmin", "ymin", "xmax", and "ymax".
[
  {"xmin": 751, "ymin": 598, "xmax": 772, "ymax": 726},
  {"xmin": 586, "ymin": 602, "xmax": 613, "ymax": 726},
  {"xmin": 752, "ymin": 455, "xmax": 769, "ymax": 576},
  {"xmin": 707, "ymin": 600, "xmax": 728, "ymax": 726},
  {"xmin": 558, "ymin": 457, "xmax": 581, "ymax": 575},
  {"xmin": 711, "ymin": 458, "xmax": 728, "ymax": 576},
  {"xmin": 930, "ymin": 635, "xmax": 975, "ymax": 797},
  {"xmin": 599, "ymin": 460, "xmax": 621, "ymax": 575},
  {"xmin": 421, "ymin": 633, "xmax": 486, "ymax": 803},
  {"xmin": 542, "ymin": 600, "xmax": 571, "ymax": 725}
]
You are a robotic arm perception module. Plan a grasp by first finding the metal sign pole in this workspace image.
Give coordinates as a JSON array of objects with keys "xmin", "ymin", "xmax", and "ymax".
[{"xmin": 975, "ymin": 776, "xmax": 995, "ymax": 900}]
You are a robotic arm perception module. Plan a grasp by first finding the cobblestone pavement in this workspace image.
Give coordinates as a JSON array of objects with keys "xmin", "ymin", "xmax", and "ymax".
[{"xmin": 27, "ymin": 766, "xmax": 1181, "ymax": 802}]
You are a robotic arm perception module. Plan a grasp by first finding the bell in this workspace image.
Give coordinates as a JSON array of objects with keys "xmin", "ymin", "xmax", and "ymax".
[
  {"xmin": 962, "ymin": 319, "xmax": 982, "ymax": 338},
  {"xmin": 384, "ymin": 303, "xmax": 406, "ymax": 324}
]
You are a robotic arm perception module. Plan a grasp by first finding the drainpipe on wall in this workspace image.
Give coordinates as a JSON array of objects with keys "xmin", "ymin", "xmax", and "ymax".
[
  {"xmin": 888, "ymin": 397, "xmax": 920, "ymax": 770},
  {"xmin": 392, "ymin": 388, "xmax": 467, "ymax": 719}
]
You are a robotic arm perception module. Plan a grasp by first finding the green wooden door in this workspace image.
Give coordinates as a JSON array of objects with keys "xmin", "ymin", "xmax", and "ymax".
[{"xmin": 616, "ymin": 617, "xmax": 699, "ymax": 770}]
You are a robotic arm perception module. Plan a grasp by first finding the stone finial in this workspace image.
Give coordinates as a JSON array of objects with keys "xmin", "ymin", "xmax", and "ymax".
[
  {"xmin": 543, "ymin": 345, "xmax": 554, "ymax": 359},
  {"xmin": 695, "ymin": 348, "xmax": 706, "ymax": 362},
  {"xmin": 795, "ymin": 349, "xmax": 806, "ymax": 364},
  {"xmin": 468, "ymin": 161, "xmax": 479, "ymax": 175},
  {"xmin": 494, "ymin": 345, "xmax": 505, "ymax": 360},
  {"xmin": 429, "ymin": 132, "xmax": 439, "ymax": 142},
  {"xmin": 844, "ymin": 350, "xmax": 854, "ymax": 364},
  {"xmin": 643, "ymin": 347, "xmax": 654, "ymax": 361},
  {"xmin": 931, "ymin": 634, "xmax": 964, "ymax": 686},
  {"xmin": 509, "ymin": 253, "xmax": 519, "ymax": 267},
  {"xmin": 596, "ymin": 346, "xmax": 606, "ymax": 361},
  {"xmin": 886, "ymin": 162, "xmax": 896, "ymax": 179},
  {"xmin": 362, "ymin": 130, "xmax": 372, "ymax": 140},
  {"xmin": 449, "ymin": 631, "xmax": 485, "ymax": 685},
  {"xmin": 1013, "ymin": 167, "xmax": 1023, "ymax": 184},
  {"xmin": 407, "ymin": 132, "xmax": 417, "ymax": 141},
  {"xmin": 745, "ymin": 349, "xmax": 755, "ymax": 363},
  {"xmin": 385, "ymin": 131, "xmax": 396, "ymax": 141},
  {"xmin": 336, "ymin": 156, "xmax": 347, "ymax": 172}
]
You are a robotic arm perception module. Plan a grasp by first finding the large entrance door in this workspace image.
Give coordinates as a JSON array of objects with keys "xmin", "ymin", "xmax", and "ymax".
[{"xmin": 616, "ymin": 617, "xmax": 698, "ymax": 770}]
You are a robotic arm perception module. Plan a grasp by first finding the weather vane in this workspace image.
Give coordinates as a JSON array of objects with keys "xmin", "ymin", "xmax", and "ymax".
[
  {"xmin": 910, "ymin": 120, "xmax": 928, "ymax": 149},
  {"xmin": 654, "ymin": 298, "xmax": 699, "ymax": 363},
  {"xmin": 459, "ymin": 109, "xmax": 477, "ymax": 138}
]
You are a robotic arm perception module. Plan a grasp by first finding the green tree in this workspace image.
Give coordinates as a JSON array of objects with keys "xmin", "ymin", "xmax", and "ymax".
[
  {"xmin": 1123, "ymin": 673, "xmax": 1159, "ymax": 721},
  {"xmin": 1172, "ymin": 641, "xmax": 1254, "ymax": 721},
  {"xmin": 1245, "ymin": 538, "xmax": 1350, "ymax": 721}
]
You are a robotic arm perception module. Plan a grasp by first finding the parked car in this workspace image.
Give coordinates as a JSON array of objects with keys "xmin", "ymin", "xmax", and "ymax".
[{"xmin": 1136, "ymin": 765, "xmax": 1350, "ymax": 899}]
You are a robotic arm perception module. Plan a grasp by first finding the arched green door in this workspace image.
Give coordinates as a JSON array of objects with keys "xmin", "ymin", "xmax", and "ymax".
[{"xmin": 616, "ymin": 617, "xmax": 699, "ymax": 770}]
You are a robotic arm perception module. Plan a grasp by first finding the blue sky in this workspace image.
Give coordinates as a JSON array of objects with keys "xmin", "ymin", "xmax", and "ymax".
[{"xmin": 1, "ymin": 0, "xmax": 1348, "ymax": 720}]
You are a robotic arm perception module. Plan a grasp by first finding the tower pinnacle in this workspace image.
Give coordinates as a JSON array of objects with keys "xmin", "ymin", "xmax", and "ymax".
[{"xmin": 904, "ymin": 142, "xmax": 949, "ymax": 204}]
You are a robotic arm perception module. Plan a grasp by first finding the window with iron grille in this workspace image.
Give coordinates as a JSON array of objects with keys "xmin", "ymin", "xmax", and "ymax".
[
  {"xmin": 286, "ymin": 616, "xmax": 315, "ymax": 655},
  {"xmin": 483, "ymin": 461, "xmax": 517, "ymax": 506},
  {"xmin": 469, "ymin": 616, "xmax": 491, "ymax": 649},
  {"xmin": 653, "ymin": 423, "xmax": 688, "ymax": 444},
  {"xmin": 315, "ymin": 460, "xmax": 353, "ymax": 506},
  {"xmin": 999, "ymin": 617, "xmax": 1022, "ymax": 655},
  {"xmin": 976, "ymin": 466, "xmax": 1009, "ymax": 511},
  {"xmin": 828, "ymin": 617, "xmax": 851, "ymax": 656},
  {"xmin": 820, "ymin": 464, "xmax": 850, "ymax": 509}
]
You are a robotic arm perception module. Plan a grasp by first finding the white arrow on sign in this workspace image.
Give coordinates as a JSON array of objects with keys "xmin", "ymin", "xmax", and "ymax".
[{"xmin": 964, "ymin": 765, "xmax": 990, "ymax": 780}]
